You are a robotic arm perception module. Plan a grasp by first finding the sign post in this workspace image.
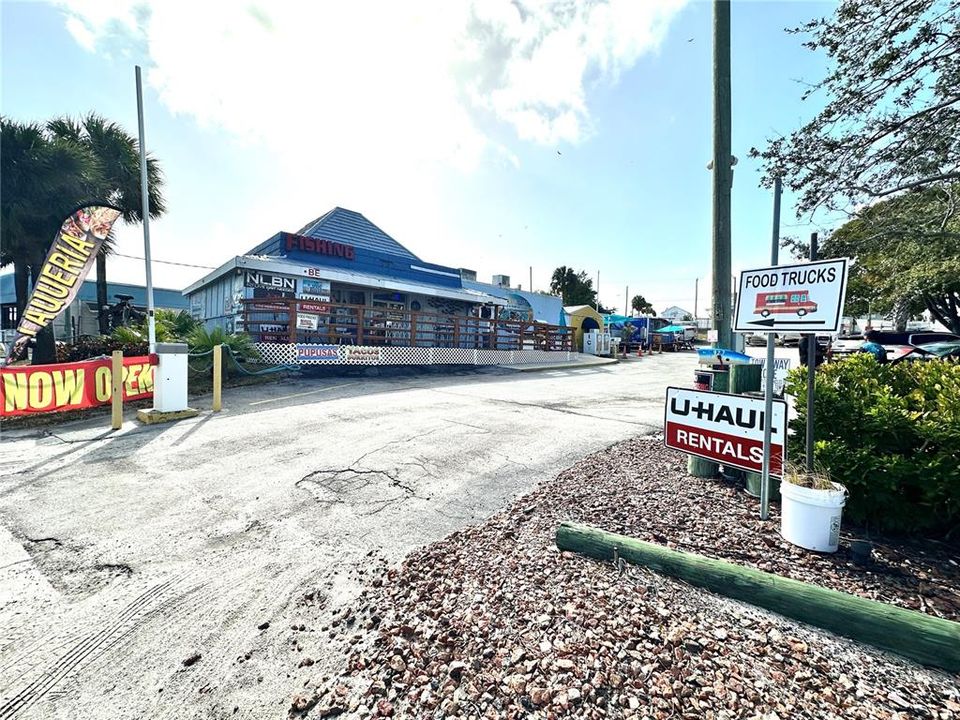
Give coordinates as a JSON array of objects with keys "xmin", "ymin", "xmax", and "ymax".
[
  {"xmin": 760, "ymin": 177, "xmax": 781, "ymax": 520},
  {"xmin": 735, "ymin": 250, "xmax": 849, "ymax": 518}
]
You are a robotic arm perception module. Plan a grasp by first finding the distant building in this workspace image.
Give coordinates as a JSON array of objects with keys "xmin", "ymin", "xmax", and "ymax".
[
  {"xmin": 661, "ymin": 305, "xmax": 693, "ymax": 321},
  {"xmin": 1, "ymin": 274, "xmax": 188, "ymax": 342}
]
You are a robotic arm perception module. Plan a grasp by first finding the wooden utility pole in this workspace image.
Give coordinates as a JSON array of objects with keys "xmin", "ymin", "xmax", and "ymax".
[{"xmin": 711, "ymin": 0, "xmax": 732, "ymax": 349}]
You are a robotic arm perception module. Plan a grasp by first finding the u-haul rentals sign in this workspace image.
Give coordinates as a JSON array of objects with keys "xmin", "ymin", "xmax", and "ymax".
[{"xmin": 664, "ymin": 387, "xmax": 787, "ymax": 475}]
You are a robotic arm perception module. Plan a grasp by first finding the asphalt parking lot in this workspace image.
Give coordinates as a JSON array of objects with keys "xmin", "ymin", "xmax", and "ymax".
[{"xmin": 0, "ymin": 352, "xmax": 698, "ymax": 719}]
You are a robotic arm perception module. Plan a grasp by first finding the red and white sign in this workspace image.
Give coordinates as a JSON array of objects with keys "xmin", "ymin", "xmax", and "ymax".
[
  {"xmin": 1, "ymin": 355, "xmax": 156, "ymax": 417},
  {"xmin": 664, "ymin": 387, "xmax": 787, "ymax": 475}
]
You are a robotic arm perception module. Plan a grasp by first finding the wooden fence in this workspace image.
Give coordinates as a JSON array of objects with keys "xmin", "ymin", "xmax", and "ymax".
[{"xmin": 241, "ymin": 299, "xmax": 573, "ymax": 351}]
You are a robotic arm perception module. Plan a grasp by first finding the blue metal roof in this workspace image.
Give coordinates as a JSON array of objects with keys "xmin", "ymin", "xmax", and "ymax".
[
  {"xmin": 247, "ymin": 207, "xmax": 420, "ymax": 261},
  {"xmin": 462, "ymin": 280, "xmax": 563, "ymax": 324}
]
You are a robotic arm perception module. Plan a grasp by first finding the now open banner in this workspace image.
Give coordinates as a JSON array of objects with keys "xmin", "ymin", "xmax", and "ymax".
[{"xmin": 1, "ymin": 356, "xmax": 156, "ymax": 417}]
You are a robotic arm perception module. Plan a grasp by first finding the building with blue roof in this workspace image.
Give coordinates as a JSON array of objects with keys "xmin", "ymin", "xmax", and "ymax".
[
  {"xmin": 1, "ymin": 272, "xmax": 188, "ymax": 342},
  {"xmin": 183, "ymin": 207, "xmax": 566, "ymax": 348}
]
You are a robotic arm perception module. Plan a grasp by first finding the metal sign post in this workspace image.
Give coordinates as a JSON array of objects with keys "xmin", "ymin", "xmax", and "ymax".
[
  {"xmin": 806, "ymin": 233, "xmax": 818, "ymax": 473},
  {"xmin": 759, "ymin": 177, "xmax": 781, "ymax": 520}
]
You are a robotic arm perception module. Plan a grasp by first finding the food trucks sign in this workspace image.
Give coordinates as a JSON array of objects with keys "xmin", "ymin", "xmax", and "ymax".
[
  {"xmin": 664, "ymin": 387, "xmax": 787, "ymax": 475},
  {"xmin": 734, "ymin": 258, "xmax": 849, "ymax": 333}
]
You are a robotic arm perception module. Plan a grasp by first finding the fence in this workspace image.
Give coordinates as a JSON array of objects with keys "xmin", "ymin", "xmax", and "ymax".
[{"xmin": 241, "ymin": 299, "xmax": 573, "ymax": 352}]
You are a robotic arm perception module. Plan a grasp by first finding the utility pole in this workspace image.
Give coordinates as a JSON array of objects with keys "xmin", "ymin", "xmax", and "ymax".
[
  {"xmin": 711, "ymin": 0, "xmax": 732, "ymax": 349},
  {"xmin": 694, "ymin": 278, "xmax": 698, "ymax": 326},
  {"xmin": 529, "ymin": 266, "xmax": 532, "ymax": 293},
  {"xmin": 596, "ymin": 270, "xmax": 600, "ymax": 311},
  {"xmin": 625, "ymin": 286, "xmax": 629, "ymax": 316}
]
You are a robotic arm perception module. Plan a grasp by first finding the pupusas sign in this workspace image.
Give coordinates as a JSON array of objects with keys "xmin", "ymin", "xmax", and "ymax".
[{"xmin": 664, "ymin": 387, "xmax": 787, "ymax": 475}]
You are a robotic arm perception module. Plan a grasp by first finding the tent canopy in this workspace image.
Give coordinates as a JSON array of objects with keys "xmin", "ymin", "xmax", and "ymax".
[{"xmin": 654, "ymin": 324, "xmax": 686, "ymax": 334}]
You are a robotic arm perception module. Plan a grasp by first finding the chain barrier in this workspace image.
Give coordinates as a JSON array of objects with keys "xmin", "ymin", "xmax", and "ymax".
[{"xmin": 185, "ymin": 346, "xmax": 297, "ymax": 376}]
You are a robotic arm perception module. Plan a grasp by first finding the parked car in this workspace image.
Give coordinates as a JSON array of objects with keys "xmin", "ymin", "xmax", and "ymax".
[
  {"xmin": 778, "ymin": 332, "xmax": 801, "ymax": 347},
  {"xmin": 830, "ymin": 331, "xmax": 960, "ymax": 361},
  {"xmin": 892, "ymin": 340, "xmax": 960, "ymax": 364},
  {"xmin": 745, "ymin": 333, "xmax": 768, "ymax": 346},
  {"xmin": 830, "ymin": 333, "xmax": 864, "ymax": 358}
]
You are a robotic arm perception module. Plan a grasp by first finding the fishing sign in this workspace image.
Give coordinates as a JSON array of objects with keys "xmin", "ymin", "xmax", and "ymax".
[
  {"xmin": 734, "ymin": 258, "xmax": 849, "ymax": 333},
  {"xmin": 664, "ymin": 387, "xmax": 787, "ymax": 475}
]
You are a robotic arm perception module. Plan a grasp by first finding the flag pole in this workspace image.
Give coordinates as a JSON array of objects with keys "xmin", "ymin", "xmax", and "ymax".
[{"xmin": 135, "ymin": 65, "xmax": 156, "ymax": 353}]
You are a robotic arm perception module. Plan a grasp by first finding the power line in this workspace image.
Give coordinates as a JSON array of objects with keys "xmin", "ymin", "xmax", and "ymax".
[{"xmin": 112, "ymin": 253, "xmax": 217, "ymax": 270}]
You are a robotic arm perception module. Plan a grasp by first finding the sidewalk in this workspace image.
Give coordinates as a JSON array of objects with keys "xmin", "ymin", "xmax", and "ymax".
[{"xmin": 504, "ymin": 355, "xmax": 619, "ymax": 372}]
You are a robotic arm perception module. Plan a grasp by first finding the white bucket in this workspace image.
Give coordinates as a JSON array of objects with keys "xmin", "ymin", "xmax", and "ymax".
[{"xmin": 779, "ymin": 480, "xmax": 847, "ymax": 553}]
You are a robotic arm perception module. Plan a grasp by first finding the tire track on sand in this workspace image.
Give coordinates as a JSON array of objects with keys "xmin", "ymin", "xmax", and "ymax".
[{"xmin": 0, "ymin": 577, "xmax": 185, "ymax": 718}]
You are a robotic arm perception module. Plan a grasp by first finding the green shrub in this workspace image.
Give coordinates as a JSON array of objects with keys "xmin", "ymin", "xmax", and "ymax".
[
  {"xmin": 108, "ymin": 309, "xmax": 199, "ymax": 345},
  {"xmin": 187, "ymin": 326, "xmax": 259, "ymax": 376},
  {"xmin": 59, "ymin": 336, "xmax": 148, "ymax": 362},
  {"xmin": 785, "ymin": 354, "xmax": 960, "ymax": 536}
]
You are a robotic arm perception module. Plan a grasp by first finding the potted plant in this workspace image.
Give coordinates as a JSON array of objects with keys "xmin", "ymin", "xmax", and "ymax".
[{"xmin": 780, "ymin": 463, "xmax": 847, "ymax": 553}]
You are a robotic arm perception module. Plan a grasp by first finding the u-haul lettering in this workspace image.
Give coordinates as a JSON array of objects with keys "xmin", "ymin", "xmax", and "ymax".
[{"xmin": 663, "ymin": 387, "xmax": 787, "ymax": 475}]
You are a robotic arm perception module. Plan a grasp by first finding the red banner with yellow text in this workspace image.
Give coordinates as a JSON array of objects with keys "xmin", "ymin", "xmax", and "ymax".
[{"xmin": 1, "ymin": 355, "xmax": 156, "ymax": 417}]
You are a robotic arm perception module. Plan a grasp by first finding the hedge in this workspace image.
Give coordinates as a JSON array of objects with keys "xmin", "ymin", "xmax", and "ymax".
[{"xmin": 786, "ymin": 354, "xmax": 960, "ymax": 536}]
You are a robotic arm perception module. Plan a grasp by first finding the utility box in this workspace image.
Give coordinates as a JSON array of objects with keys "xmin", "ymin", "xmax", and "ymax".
[
  {"xmin": 153, "ymin": 342, "xmax": 189, "ymax": 412},
  {"xmin": 584, "ymin": 330, "xmax": 599, "ymax": 355}
]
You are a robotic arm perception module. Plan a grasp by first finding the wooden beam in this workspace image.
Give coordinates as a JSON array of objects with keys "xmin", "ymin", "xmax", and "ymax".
[{"xmin": 555, "ymin": 521, "xmax": 960, "ymax": 672}]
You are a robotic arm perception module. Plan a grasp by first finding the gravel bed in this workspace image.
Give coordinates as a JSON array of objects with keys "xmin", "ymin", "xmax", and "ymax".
[{"xmin": 289, "ymin": 438, "xmax": 960, "ymax": 719}]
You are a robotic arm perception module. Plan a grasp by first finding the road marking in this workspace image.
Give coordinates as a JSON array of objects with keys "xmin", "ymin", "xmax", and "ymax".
[{"xmin": 248, "ymin": 382, "xmax": 359, "ymax": 406}]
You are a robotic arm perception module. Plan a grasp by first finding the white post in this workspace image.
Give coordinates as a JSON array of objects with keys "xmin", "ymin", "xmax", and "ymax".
[{"xmin": 135, "ymin": 65, "xmax": 156, "ymax": 353}]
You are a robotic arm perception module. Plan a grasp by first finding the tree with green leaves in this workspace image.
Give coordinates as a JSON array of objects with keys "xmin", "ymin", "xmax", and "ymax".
[
  {"xmin": 0, "ymin": 114, "xmax": 165, "ymax": 363},
  {"xmin": 805, "ymin": 188, "xmax": 960, "ymax": 332},
  {"xmin": 753, "ymin": 0, "xmax": 960, "ymax": 217},
  {"xmin": 631, "ymin": 295, "xmax": 655, "ymax": 315},
  {"xmin": 48, "ymin": 113, "xmax": 165, "ymax": 333},
  {"xmin": 1, "ymin": 119, "xmax": 97, "ymax": 363},
  {"xmin": 549, "ymin": 266, "xmax": 597, "ymax": 306}
]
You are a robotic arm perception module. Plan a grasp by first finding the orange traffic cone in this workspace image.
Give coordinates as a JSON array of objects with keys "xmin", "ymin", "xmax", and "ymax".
[{"xmin": 637, "ymin": 344, "xmax": 643, "ymax": 357}]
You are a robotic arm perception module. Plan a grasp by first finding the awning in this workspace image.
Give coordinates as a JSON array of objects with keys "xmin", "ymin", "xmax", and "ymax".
[{"xmin": 183, "ymin": 255, "xmax": 504, "ymax": 305}]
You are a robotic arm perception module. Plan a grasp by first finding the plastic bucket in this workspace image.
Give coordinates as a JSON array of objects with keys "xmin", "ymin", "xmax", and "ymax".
[{"xmin": 779, "ymin": 480, "xmax": 847, "ymax": 552}]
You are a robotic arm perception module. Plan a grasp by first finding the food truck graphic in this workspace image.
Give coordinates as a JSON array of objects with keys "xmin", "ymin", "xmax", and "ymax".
[{"xmin": 754, "ymin": 290, "xmax": 818, "ymax": 317}]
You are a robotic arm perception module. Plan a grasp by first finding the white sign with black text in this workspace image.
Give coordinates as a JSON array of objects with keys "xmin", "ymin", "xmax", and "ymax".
[
  {"xmin": 734, "ymin": 258, "xmax": 849, "ymax": 333},
  {"xmin": 750, "ymin": 357, "xmax": 790, "ymax": 396},
  {"xmin": 664, "ymin": 387, "xmax": 787, "ymax": 475}
]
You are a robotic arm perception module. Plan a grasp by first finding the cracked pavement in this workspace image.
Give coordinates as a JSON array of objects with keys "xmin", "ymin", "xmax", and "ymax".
[{"xmin": 0, "ymin": 354, "xmax": 696, "ymax": 719}]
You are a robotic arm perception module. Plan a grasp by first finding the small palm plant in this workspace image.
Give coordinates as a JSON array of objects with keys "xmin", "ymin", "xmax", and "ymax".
[{"xmin": 187, "ymin": 326, "xmax": 259, "ymax": 376}]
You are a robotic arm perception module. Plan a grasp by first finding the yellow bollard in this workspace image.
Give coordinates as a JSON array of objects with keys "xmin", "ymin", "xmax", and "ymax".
[
  {"xmin": 111, "ymin": 350, "xmax": 123, "ymax": 429},
  {"xmin": 212, "ymin": 344, "xmax": 222, "ymax": 412}
]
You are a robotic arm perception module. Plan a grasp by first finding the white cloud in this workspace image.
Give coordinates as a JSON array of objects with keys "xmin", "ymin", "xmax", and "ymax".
[
  {"xmin": 53, "ymin": 0, "xmax": 688, "ymax": 288},
  {"xmin": 57, "ymin": 0, "xmax": 687, "ymax": 158}
]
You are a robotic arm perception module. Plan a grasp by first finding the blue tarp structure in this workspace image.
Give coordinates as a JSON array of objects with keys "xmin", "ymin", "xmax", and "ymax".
[{"xmin": 654, "ymin": 324, "xmax": 686, "ymax": 334}]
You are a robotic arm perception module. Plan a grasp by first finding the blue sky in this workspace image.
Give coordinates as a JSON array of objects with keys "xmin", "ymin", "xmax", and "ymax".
[{"xmin": 2, "ymin": 0, "xmax": 834, "ymax": 316}]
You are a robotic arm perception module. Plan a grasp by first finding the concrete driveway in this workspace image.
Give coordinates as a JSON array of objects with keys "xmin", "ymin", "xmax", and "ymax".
[{"xmin": 0, "ymin": 352, "xmax": 696, "ymax": 719}]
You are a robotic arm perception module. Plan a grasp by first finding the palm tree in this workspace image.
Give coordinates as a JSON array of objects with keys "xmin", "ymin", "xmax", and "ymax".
[
  {"xmin": 1, "ymin": 118, "xmax": 97, "ymax": 362},
  {"xmin": 47, "ymin": 113, "xmax": 166, "ymax": 333}
]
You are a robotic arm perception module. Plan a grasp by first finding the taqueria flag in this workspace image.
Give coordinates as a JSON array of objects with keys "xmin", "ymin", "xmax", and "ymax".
[{"xmin": 9, "ymin": 204, "xmax": 122, "ymax": 360}]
